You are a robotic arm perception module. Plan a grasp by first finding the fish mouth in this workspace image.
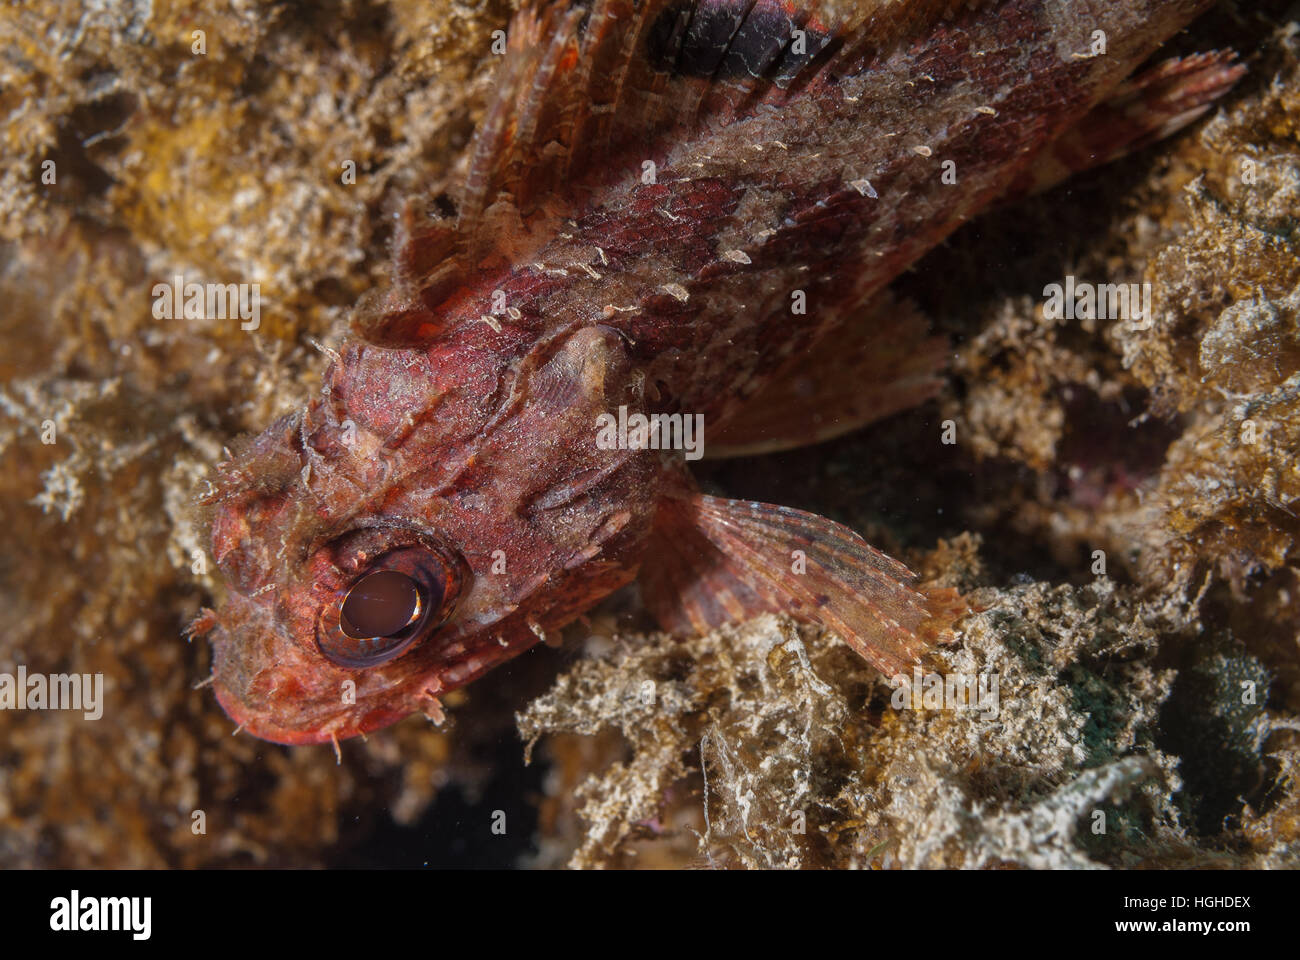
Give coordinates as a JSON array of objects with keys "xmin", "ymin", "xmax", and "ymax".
[
  {"xmin": 207, "ymin": 593, "xmax": 423, "ymax": 746},
  {"xmin": 204, "ymin": 580, "xmax": 538, "ymax": 745},
  {"xmin": 212, "ymin": 676, "xmax": 410, "ymax": 746}
]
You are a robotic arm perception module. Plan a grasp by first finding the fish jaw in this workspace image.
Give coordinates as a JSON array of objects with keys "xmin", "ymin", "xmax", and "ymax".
[
  {"xmin": 207, "ymin": 546, "xmax": 649, "ymax": 744},
  {"xmin": 208, "ymin": 590, "xmax": 438, "ymax": 745}
]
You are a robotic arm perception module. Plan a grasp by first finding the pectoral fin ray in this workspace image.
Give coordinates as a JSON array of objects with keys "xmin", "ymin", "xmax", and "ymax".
[
  {"xmin": 707, "ymin": 292, "xmax": 947, "ymax": 458},
  {"xmin": 641, "ymin": 492, "xmax": 964, "ymax": 680}
]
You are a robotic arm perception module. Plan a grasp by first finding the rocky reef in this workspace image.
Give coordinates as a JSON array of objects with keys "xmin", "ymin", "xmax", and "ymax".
[{"xmin": 1, "ymin": 0, "xmax": 1298, "ymax": 868}]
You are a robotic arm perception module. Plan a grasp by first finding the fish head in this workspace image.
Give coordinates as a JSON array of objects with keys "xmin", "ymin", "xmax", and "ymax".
[{"xmin": 203, "ymin": 324, "xmax": 659, "ymax": 744}]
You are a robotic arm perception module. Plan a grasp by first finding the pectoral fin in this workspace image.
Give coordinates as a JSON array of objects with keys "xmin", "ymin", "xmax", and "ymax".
[
  {"xmin": 641, "ymin": 492, "xmax": 963, "ymax": 680},
  {"xmin": 706, "ymin": 292, "xmax": 947, "ymax": 458}
]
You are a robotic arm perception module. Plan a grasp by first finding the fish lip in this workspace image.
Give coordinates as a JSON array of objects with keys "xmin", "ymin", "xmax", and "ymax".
[
  {"xmin": 208, "ymin": 594, "xmax": 416, "ymax": 745},
  {"xmin": 212, "ymin": 677, "xmax": 410, "ymax": 746}
]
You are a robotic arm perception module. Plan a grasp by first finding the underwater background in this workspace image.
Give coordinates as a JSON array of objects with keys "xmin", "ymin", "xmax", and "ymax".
[{"xmin": 1, "ymin": 0, "xmax": 1298, "ymax": 868}]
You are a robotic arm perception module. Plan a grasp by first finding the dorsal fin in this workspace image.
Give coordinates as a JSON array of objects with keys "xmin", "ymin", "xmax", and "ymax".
[
  {"xmin": 448, "ymin": 0, "xmax": 1000, "ymax": 263},
  {"xmin": 360, "ymin": 0, "xmax": 996, "ymax": 347}
]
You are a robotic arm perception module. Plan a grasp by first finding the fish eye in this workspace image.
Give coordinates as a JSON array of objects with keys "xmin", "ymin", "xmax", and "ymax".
[
  {"xmin": 316, "ymin": 543, "xmax": 465, "ymax": 668},
  {"xmin": 340, "ymin": 570, "xmax": 427, "ymax": 639}
]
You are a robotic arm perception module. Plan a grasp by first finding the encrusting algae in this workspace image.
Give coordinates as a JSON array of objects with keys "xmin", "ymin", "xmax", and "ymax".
[{"xmin": 1, "ymin": 0, "xmax": 1299, "ymax": 868}]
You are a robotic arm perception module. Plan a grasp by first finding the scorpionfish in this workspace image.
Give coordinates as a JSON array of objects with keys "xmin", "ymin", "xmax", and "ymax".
[{"xmin": 194, "ymin": 0, "xmax": 1242, "ymax": 745}]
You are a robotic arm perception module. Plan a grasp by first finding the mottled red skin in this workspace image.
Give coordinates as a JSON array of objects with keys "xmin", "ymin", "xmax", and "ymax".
[{"xmin": 204, "ymin": 0, "xmax": 1217, "ymax": 745}]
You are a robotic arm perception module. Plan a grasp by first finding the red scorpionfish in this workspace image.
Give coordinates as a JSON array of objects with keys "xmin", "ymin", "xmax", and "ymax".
[{"xmin": 193, "ymin": 0, "xmax": 1243, "ymax": 746}]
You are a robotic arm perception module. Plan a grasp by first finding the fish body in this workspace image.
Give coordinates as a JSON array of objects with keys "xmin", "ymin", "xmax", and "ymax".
[{"xmin": 198, "ymin": 0, "xmax": 1240, "ymax": 744}]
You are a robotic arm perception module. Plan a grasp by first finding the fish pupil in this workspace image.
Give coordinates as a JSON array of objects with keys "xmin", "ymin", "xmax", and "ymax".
[{"xmin": 340, "ymin": 570, "xmax": 422, "ymax": 639}]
